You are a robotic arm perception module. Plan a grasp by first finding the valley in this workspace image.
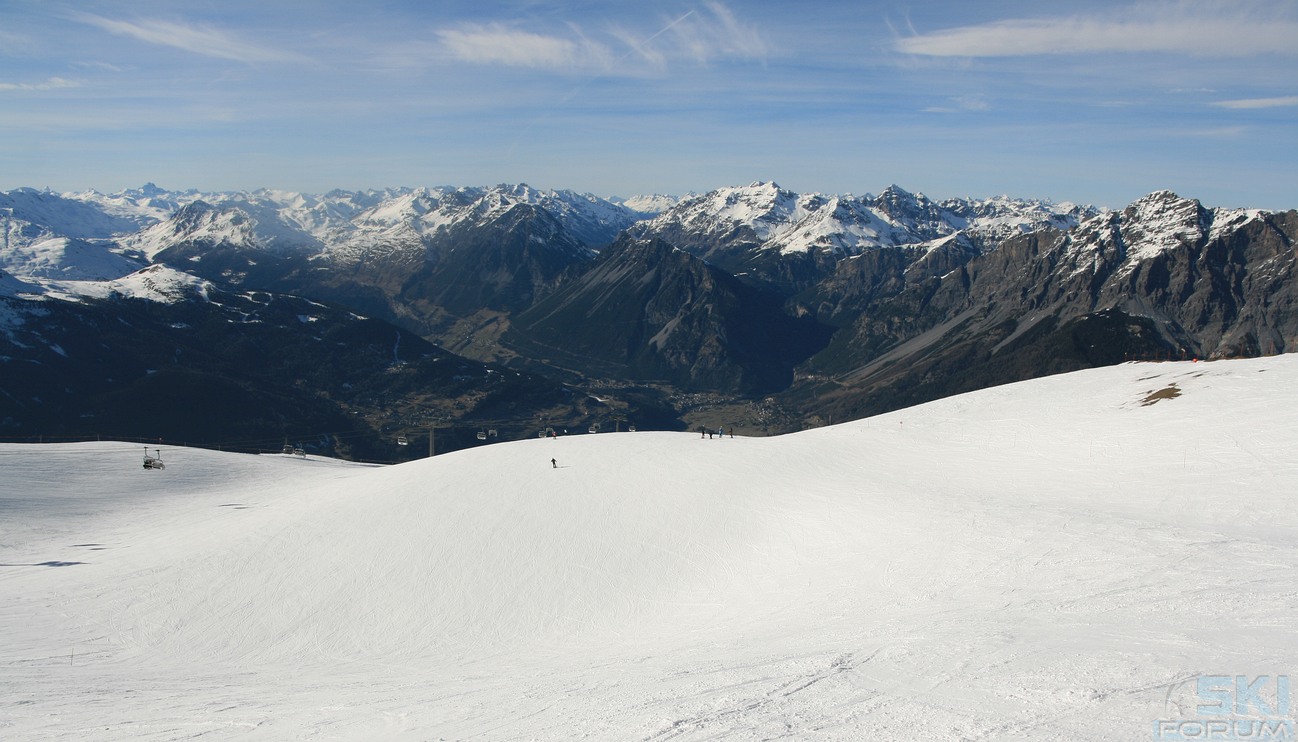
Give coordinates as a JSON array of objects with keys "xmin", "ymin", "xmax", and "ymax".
[{"xmin": 3, "ymin": 182, "xmax": 1295, "ymax": 459}]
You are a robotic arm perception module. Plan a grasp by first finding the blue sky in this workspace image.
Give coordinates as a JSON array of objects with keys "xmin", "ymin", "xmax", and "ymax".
[{"xmin": 1, "ymin": 0, "xmax": 1295, "ymax": 209}]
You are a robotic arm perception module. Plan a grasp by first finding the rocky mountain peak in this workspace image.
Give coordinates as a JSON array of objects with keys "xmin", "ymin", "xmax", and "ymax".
[
  {"xmin": 1115, "ymin": 191, "xmax": 1209, "ymax": 265},
  {"xmin": 871, "ymin": 185, "xmax": 940, "ymax": 226},
  {"xmin": 172, "ymin": 199, "xmax": 218, "ymax": 225}
]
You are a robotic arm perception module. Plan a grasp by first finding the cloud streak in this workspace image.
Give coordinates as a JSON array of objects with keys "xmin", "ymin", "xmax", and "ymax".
[
  {"xmin": 72, "ymin": 13, "xmax": 305, "ymax": 64},
  {"xmin": 0, "ymin": 77, "xmax": 80, "ymax": 92},
  {"xmin": 923, "ymin": 95, "xmax": 991, "ymax": 114},
  {"xmin": 897, "ymin": 3, "xmax": 1298, "ymax": 58},
  {"xmin": 663, "ymin": 2, "xmax": 768, "ymax": 64},
  {"xmin": 435, "ymin": 2, "xmax": 767, "ymax": 74},
  {"xmin": 1213, "ymin": 95, "xmax": 1298, "ymax": 109},
  {"xmin": 437, "ymin": 24, "xmax": 610, "ymax": 70}
]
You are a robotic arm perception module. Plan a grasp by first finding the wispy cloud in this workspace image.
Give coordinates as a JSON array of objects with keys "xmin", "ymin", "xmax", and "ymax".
[
  {"xmin": 1212, "ymin": 95, "xmax": 1298, "ymax": 109},
  {"xmin": 662, "ymin": 2, "xmax": 768, "ymax": 64},
  {"xmin": 1179, "ymin": 126, "xmax": 1250, "ymax": 138},
  {"xmin": 923, "ymin": 95, "xmax": 991, "ymax": 114},
  {"xmin": 72, "ymin": 13, "xmax": 306, "ymax": 64},
  {"xmin": 0, "ymin": 77, "xmax": 80, "ymax": 92},
  {"xmin": 435, "ymin": 2, "xmax": 767, "ymax": 74},
  {"xmin": 71, "ymin": 61, "xmax": 127, "ymax": 73},
  {"xmin": 897, "ymin": 2, "xmax": 1298, "ymax": 58},
  {"xmin": 437, "ymin": 24, "xmax": 610, "ymax": 70},
  {"xmin": 0, "ymin": 28, "xmax": 35, "ymax": 54}
]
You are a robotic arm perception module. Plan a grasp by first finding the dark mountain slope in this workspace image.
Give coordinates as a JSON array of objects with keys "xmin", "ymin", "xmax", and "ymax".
[
  {"xmin": 505, "ymin": 237, "xmax": 833, "ymax": 394},
  {"xmin": 0, "ymin": 271, "xmax": 618, "ymax": 458},
  {"xmin": 788, "ymin": 194, "xmax": 1298, "ymax": 422}
]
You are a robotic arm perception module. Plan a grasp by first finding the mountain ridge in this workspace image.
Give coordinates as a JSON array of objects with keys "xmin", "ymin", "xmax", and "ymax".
[{"xmin": 2, "ymin": 180, "xmax": 1293, "ymax": 450}]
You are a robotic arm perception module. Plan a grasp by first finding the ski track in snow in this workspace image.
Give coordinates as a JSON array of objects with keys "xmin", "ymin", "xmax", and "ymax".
[{"xmin": 2, "ymin": 357, "xmax": 1297, "ymax": 740}]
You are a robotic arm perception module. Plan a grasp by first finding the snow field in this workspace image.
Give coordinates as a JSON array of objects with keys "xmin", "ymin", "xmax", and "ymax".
[{"xmin": 2, "ymin": 356, "xmax": 1297, "ymax": 739}]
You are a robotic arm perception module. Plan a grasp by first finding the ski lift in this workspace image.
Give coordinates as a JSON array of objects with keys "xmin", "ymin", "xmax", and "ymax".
[
  {"xmin": 628, "ymin": 425, "xmax": 637, "ymax": 432},
  {"xmin": 397, "ymin": 435, "xmax": 409, "ymax": 446},
  {"xmin": 282, "ymin": 444, "xmax": 294, "ymax": 455},
  {"xmin": 538, "ymin": 430, "xmax": 547, "ymax": 438},
  {"xmin": 588, "ymin": 423, "xmax": 600, "ymax": 434},
  {"xmin": 292, "ymin": 446, "xmax": 306, "ymax": 458},
  {"xmin": 488, "ymin": 428, "xmax": 498, "ymax": 438},
  {"xmin": 476, "ymin": 430, "xmax": 487, "ymax": 441},
  {"xmin": 142, "ymin": 447, "xmax": 165, "ymax": 470}
]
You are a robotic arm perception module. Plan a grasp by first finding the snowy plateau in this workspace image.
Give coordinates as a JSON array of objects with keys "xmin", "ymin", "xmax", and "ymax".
[{"xmin": 3, "ymin": 356, "xmax": 1297, "ymax": 740}]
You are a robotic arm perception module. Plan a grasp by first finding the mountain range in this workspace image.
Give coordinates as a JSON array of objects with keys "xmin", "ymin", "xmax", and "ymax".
[{"xmin": 3, "ymin": 181, "xmax": 1294, "ymax": 454}]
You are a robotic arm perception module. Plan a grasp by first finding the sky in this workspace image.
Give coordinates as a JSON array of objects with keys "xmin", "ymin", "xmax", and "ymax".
[{"xmin": 1, "ymin": 0, "xmax": 1295, "ymax": 209}]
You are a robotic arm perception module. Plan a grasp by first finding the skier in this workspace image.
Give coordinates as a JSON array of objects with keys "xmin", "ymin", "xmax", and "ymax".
[{"xmin": 551, "ymin": 458, "xmax": 557, "ymax": 469}]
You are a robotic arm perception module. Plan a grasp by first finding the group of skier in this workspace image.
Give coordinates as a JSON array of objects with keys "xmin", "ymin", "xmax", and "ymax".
[{"xmin": 549, "ymin": 424, "xmax": 737, "ymax": 468}]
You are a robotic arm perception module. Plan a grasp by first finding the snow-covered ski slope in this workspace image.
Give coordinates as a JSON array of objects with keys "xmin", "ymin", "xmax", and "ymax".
[{"xmin": 3, "ymin": 357, "xmax": 1297, "ymax": 740}]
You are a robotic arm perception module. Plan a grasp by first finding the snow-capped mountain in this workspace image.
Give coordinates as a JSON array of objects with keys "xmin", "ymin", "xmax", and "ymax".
[
  {"xmin": 322, "ymin": 183, "xmax": 635, "ymax": 265},
  {"xmin": 2, "ymin": 180, "xmax": 1293, "ymax": 427},
  {"xmin": 0, "ymin": 267, "xmax": 42, "ymax": 300},
  {"xmin": 64, "ymin": 182, "xmax": 204, "ymax": 225},
  {"xmin": 118, "ymin": 183, "xmax": 632, "ymax": 259},
  {"xmin": 0, "ymin": 235, "xmax": 145, "ymax": 281},
  {"xmin": 2, "ymin": 188, "xmax": 148, "ymax": 254},
  {"xmin": 4, "ymin": 183, "xmax": 643, "ymax": 277},
  {"xmin": 36, "ymin": 263, "xmax": 215, "ymax": 305},
  {"xmin": 1060, "ymin": 189, "xmax": 1270, "ymax": 279},
  {"xmin": 633, "ymin": 181, "xmax": 1094, "ymax": 257},
  {"xmin": 627, "ymin": 181, "xmax": 1096, "ymax": 293},
  {"xmin": 939, "ymin": 192, "xmax": 1089, "ymax": 245},
  {"xmin": 794, "ymin": 189, "xmax": 1298, "ymax": 422},
  {"xmin": 3, "ymin": 181, "xmax": 1087, "ymax": 288},
  {"xmin": 124, "ymin": 199, "xmax": 330, "ymax": 259},
  {"xmin": 612, "ymin": 193, "xmax": 680, "ymax": 215}
]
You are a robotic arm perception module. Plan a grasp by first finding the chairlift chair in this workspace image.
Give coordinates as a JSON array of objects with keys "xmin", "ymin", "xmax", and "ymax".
[
  {"xmin": 142, "ymin": 447, "xmax": 165, "ymax": 470},
  {"xmin": 476, "ymin": 430, "xmax": 487, "ymax": 441}
]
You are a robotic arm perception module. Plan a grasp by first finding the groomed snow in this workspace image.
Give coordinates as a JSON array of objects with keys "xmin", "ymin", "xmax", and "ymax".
[{"xmin": 2, "ymin": 357, "xmax": 1296, "ymax": 739}]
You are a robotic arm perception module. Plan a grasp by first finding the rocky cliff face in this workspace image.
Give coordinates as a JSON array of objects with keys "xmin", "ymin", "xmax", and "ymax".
[
  {"xmin": 788, "ymin": 193, "xmax": 1298, "ymax": 421},
  {"xmin": 395, "ymin": 202, "xmax": 595, "ymax": 317}
]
